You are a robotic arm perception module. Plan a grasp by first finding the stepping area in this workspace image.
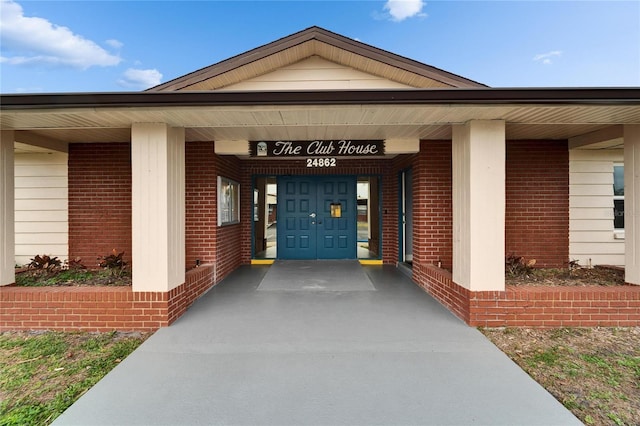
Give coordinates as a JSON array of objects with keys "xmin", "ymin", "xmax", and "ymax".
[{"xmin": 257, "ymin": 260, "xmax": 375, "ymax": 291}]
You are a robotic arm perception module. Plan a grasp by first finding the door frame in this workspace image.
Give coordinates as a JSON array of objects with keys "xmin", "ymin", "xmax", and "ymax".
[
  {"xmin": 398, "ymin": 168, "xmax": 413, "ymax": 263},
  {"xmin": 251, "ymin": 174, "xmax": 383, "ymax": 261}
]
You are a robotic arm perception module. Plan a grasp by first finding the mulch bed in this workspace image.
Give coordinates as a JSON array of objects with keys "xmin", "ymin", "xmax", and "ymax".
[{"xmin": 507, "ymin": 266, "xmax": 626, "ymax": 287}]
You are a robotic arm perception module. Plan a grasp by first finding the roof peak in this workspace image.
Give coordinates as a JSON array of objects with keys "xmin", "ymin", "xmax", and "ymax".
[{"xmin": 147, "ymin": 26, "xmax": 486, "ymax": 92}]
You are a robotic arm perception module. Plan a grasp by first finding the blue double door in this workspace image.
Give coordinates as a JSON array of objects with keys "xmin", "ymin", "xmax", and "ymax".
[{"xmin": 277, "ymin": 176, "xmax": 356, "ymax": 259}]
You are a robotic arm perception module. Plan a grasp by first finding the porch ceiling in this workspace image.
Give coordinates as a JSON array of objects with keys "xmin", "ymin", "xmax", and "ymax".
[{"xmin": 2, "ymin": 89, "xmax": 639, "ymax": 146}]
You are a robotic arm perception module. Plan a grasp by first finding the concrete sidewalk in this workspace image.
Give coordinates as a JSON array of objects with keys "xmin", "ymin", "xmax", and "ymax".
[{"xmin": 53, "ymin": 263, "xmax": 581, "ymax": 426}]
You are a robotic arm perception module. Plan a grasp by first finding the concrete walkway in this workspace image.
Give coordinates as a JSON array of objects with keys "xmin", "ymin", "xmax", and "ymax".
[{"xmin": 53, "ymin": 263, "xmax": 581, "ymax": 426}]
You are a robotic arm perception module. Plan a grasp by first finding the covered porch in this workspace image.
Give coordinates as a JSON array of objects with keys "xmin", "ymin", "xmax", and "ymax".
[{"xmin": 1, "ymin": 89, "xmax": 640, "ymax": 328}]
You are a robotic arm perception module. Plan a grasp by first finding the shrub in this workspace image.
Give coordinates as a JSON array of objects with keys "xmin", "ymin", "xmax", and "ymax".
[
  {"xmin": 506, "ymin": 254, "xmax": 536, "ymax": 276},
  {"xmin": 64, "ymin": 257, "xmax": 86, "ymax": 271},
  {"xmin": 27, "ymin": 254, "xmax": 62, "ymax": 272},
  {"xmin": 98, "ymin": 250, "xmax": 127, "ymax": 276}
]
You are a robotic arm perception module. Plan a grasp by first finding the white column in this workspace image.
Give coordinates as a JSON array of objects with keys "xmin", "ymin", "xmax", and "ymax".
[
  {"xmin": 452, "ymin": 120, "xmax": 506, "ymax": 291},
  {"xmin": 131, "ymin": 123, "xmax": 185, "ymax": 292},
  {"xmin": 1, "ymin": 131, "xmax": 15, "ymax": 286},
  {"xmin": 624, "ymin": 125, "xmax": 640, "ymax": 285}
]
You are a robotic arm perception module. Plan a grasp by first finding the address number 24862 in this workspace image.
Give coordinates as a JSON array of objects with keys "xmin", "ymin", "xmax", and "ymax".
[{"xmin": 306, "ymin": 158, "xmax": 337, "ymax": 168}]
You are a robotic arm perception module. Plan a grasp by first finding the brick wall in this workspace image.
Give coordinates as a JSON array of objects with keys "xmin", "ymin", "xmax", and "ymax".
[
  {"xmin": 213, "ymin": 153, "xmax": 242, "ymax": 281},
  {"xmin": 414, "ymin": 263, "xmax": 469, "ymax": 321},
  {"xmin": 414, "ymin": 264, "xmax": 640, "ymax": 327},
  {"xmin": 167, "ymin": 264, "xmax": 216, "ymax": 324},
  {"xmin": 470, "ymin": 285, "xmax": 640, "ymax": 327},
  {"xmin": 381, "ymin": 162, "xmax": 398, "ymax": 263},
  {"xmin": 184, "ymin": 142, "xmax": 243, "ymax": 283},
  {"xmin": 408, "ymin": 139, "xmax": 568, "ymax": 273},
  {"xmin": 0, "ymin": 264, "xmax": 214, "ymax": 332},
  {"xmin": 185, "ymin": 142, "xmax": 217, "ymax": 268},
  {"xmin": 68, "ymin": 143, "xmax": 132, "ymax": 267},
  {"xmin": 409, "ymin": 139, "xmax": 607, "ymax": 327},
  {"xmin": 412, "ymin": 141, "xmax": 453, "ymax": 269},
  {"xmin": 506, "ymin": 140, "xmax": 569, "ymax": 267},
  {"xmin": 68, "ymin": 142, "xmax": 240, "ymax": 286}
]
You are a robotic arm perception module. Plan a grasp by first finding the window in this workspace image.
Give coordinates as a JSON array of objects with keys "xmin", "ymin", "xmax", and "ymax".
[
  {"xmin": 613, "ymin": 164, "xmax": 624, "ymax": 230},
  {"xmin": 218, "ymin": 176, "xmax": 240, "ymax": 226}
]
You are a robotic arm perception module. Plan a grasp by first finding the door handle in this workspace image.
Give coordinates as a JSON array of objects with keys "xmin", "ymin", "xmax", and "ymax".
[{"xmin": 309, "ymin": 213, "xmax": 316, "ymax": 218}]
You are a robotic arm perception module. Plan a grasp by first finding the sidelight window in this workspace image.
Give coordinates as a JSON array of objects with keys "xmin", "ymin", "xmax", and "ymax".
[
  {"xmin": 613, "ymin": 164, "xmax": 624, "ymax": 231},
  {"xmin": 218, "ymin": 176, "xmax": 240, "ymax": 226}
]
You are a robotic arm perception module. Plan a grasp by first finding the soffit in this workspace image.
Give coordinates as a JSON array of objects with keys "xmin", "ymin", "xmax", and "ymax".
[
  {"xmin": 4, "ymin": 103, "xmax": 639, "ymax": 144},
  {"xmin": 13, "ymin": 142, "xmax": 56, "ymax": 154}
]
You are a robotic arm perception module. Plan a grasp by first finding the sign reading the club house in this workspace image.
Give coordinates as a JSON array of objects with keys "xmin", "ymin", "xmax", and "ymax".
[{"xmin": 250, "ymin": 140, "xmax": 384, "ymax": 158}]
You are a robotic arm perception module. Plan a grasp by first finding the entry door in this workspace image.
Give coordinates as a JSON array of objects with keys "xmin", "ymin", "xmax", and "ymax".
[{"xmin": 277, "ymin": 176, "xmax": 356, "ymax": 259}]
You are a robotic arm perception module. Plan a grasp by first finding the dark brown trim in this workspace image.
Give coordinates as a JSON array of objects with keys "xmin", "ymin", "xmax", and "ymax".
[{"xmin": 2, "ymin": 88, "xmax": 639, "ymax": 110}]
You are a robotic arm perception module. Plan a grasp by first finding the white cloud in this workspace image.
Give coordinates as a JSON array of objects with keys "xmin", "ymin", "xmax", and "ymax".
[
  {"xmin": 533, "ymin": 50, "xmax": 562, "ymax": 65},
  {"xmin": 106, "ymin": 39, "xmax": 124, "ymax": 50},
  {"xmin": 0, "ymin": 0, "xmax": 121, "ymax": 69},
  {"xmin": 384, "ymin": 0, "xmax": 427, "ymax": 22},
  {"xmin": 117, "ymin": 68, "xmax": 162, "ymax": 89}
]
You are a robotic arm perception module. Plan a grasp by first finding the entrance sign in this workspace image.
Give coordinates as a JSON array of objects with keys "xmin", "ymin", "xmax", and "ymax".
[
  {"xmin": 306, "ymin": 158, "xmax": 336, "ymax": 168},
  {"xmin": 251, "ymin": 140, "xmax": 384, "ymax": 158}
]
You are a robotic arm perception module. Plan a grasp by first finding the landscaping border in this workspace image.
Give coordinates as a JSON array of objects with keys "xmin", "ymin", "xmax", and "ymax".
[
  {"xmin": 0, "ymin": 264, "xmax": 215, "ymax": 332},
  {"xmin": 3, "ymin": 263, "xmax": 638, "ymax": 331},
  {"xmin": 415, "ymin": 264, "xmax": 640, "ymax": 327}
]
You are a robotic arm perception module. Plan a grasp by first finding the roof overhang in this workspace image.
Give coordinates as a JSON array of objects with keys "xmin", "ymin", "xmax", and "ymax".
[{"xmin": 1, "ymin": 88, "xmax": 639, "ymax": 146}]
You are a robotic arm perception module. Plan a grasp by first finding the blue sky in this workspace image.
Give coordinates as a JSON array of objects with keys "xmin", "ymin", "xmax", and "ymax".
[{"xmin": 1, "ymin": 0, "xmax": 638, "ymax": 93}]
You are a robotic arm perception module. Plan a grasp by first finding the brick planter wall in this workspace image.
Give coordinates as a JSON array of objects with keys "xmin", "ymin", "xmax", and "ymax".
[
  {"xmin": 413, "ymin": 263, "xmax": 468, "ymax": 321},
  {"xmin": 414, "ymin": 264, "xmax": 640, "ymax": 327},
  {"xmin": 0, "ymin": 264, "xmax": 215, "ymax": 332},
  {"xmin": 165, "ymin": 264, "xmax": 216, "ymax": 324},
  {"xmin": 470, "ymin": 285, "xmax": 640, "ymax": 328}
]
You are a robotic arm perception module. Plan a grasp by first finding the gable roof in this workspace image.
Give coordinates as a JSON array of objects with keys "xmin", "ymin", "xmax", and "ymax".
[{"xmin": 148, "ymin": 26, "xmax": 487, "ymax": 92}]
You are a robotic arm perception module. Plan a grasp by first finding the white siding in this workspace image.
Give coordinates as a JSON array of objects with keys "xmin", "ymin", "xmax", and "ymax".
[
  {"xmin": 222, "ymin": 56, "xmax": 413, "ymax": 91},
  {"xmin": 14, "ymin": 152, "xmax": 68, "ymax": 266},
  {"xmin": 569, "ymin": 149, "xmax": 624, "ymax": 266}
]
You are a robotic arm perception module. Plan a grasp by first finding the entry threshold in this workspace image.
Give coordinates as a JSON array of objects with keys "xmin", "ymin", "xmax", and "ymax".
[{"xmin": 250, "ymin": 259, "xmax": 382, "ymax": 265}]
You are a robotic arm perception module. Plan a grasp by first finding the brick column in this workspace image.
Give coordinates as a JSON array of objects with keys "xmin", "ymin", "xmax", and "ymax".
[
  {"xmin": 131, "ymin": 123, "xmax": 185, "ymax": 292},
  {"xmin": 452, "ymin": 120, "xmax": 506, "ymax": 291},
  {"xmin": 624, "ymin": 125, "xmax": 640, "ymax": 285},
  {"xmin": 1, "ymin": 131, "xmax": 15, "ymax": 286}
]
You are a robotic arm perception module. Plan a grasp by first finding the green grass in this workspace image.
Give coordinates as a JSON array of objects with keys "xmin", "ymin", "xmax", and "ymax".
[
  {"xmin": 528, "ymin": 346, "xmax": 562, "ymax": 367},
  {"xmin": 481, "ymin": 327, "xmax": 640, "ymax": 426},
  {"xmin": 0, "ymin": 331, "xmax": 147, "ymax": 426}
]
